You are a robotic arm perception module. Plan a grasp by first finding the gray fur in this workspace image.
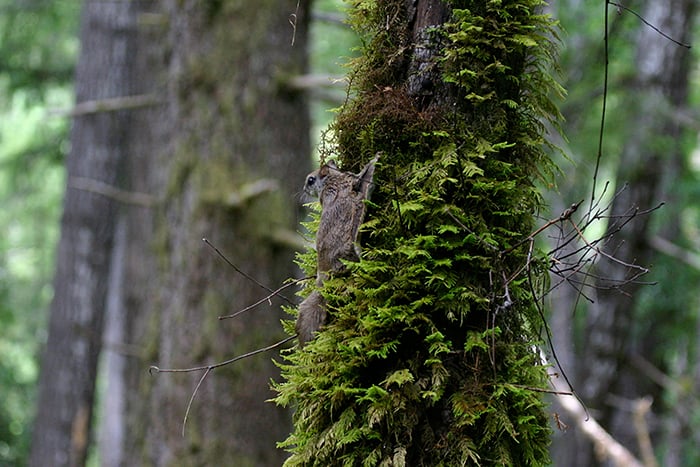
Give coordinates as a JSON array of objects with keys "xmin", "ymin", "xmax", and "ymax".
[{"xmin": 296, "ymin": 154, "xmax": 379, "ymax": 346}]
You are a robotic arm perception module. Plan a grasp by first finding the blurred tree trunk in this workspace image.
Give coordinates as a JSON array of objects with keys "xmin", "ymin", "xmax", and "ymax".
[
  {"xmin": 30, "ymin": 0, "xmax": 311, "ymax": 465},
  {"xmin": 29, "ymin": 2, "xmax": 144, "ymax": 466},
  {"xmin": 555, "ymin": 1, "xmax": 696, "ymax": 465},
  {"xmin": 96, "ymin": 1, "xmax": 312, "ymax": 465}
]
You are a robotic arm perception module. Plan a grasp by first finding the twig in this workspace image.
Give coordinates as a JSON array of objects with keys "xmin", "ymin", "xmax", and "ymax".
[
  {"xmin": 609, "ymin": 1, "xmax": 692, "ymax": 49},
  {"xmin": 289, "ymin": 0, "xmax": 301, "ymax": 46},
  {"xmin": 526, "ymin": 248, "xmax": 587, "ymax": 419},
  {"xmin": 506, "ymin": 383, "xmax": 574, "ymax": 396},
  {"xmin": 182, "ymin": 368, "xmax": 211, "ymax": 437},
  {"xmin": 149, "ymin": 335, "xmax": 296, "ymax": 375},
  {"xmin": 500, "ymin": 201, "xmax": 582, "ymax": 256},
  {"xmin": 566, "ymin": 216, "xmax": 648, "ymax": 279},
  {"xmin": 203, "ymin": 238, "xmax": 293, "ymax": 304},
  {"xmin": 149, "ymin": 335, "xmax": 296, "ymax": 435},
  {"xmin": 218, "ymin": 277, "xmax": 311, "ymax": 320}
]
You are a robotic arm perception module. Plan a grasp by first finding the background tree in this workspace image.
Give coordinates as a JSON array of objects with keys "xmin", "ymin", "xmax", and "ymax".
[
  {"xmin": 276, "ymin": 0, "xmax": 561, "ymax": 464},
  {"xmin": 109, "ymin": 1, "xmax": 312, "ymax": 465},
  {"xmin": 547, "ymin": 1, "xmax": 699, "ymax": 466},
  {"xmin": 30, "ymin": 0, "xmax": 312, "ymax": 465},
  {"xmin": 29, "ymin": 2, "xmax": 144, "ymax": 465}
]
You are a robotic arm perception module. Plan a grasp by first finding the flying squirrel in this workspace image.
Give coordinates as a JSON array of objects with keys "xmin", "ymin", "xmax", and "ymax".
[{"xmin": 295, "ymin": 154, "xmax": 379, "ymax": 346}]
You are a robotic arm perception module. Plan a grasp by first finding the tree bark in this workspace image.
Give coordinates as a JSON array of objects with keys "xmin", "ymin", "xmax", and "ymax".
[
  {"xmin": 96, "ymin": 1, "xmax": 312, "ymax": 465},
  {"xmin": 29, "ymin": 2, "xmax": 145, "ymax": 466}
]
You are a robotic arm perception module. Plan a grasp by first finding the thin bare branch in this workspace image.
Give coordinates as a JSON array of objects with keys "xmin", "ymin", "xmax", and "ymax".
[
  {"xmin": 591, "ymin": 2, "xmax": 611, "ymax": 209},
  {"xmin": 203, "ymin": 238, "xmax": 294, "ymax": 304},
  {"xmin": 49, "ymin": 93, "xmax": 160, "ymax": 118},
  {"xmin": 149, "ymin": 335, "xmax": 296, "ymax": 375},
  {"xmin": 289, "ymin": 0, "xmax": 300, "ymax": 46},
  {"xmin": 609, "ymin": 1, "xmax": 692, "ymax": 49},
  {"xmin": 219, "ymin": 277, "xmax": 311, "ymax": 320},
  {"xmin": 501, "ymin": 201, "xmax": 582, "ymax": 256},
  {"xmin": 69, "ymin": 176, "xmax": 158, "ymax": 207},
  {"xmin": 182, "ymin": 368, "xmax": 211, "ymax": 437}
]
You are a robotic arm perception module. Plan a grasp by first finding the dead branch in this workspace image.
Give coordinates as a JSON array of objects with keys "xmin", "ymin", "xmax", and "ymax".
[
  {"xmin": 69, "ymin": 176, "xmax": 158, "ymax": 207},
  {"xmin": 149, "ymin": 335, "xmax": 296, "ymax": 435},
  {"xmin": 633, "ymin": 397, "xmax": 658, "ymax": 467},
  {"xmin": 649, "ymin": 235, "xmax": 700, "ymax": 271},
  {"xmin": 546, "ymin": 352, "xmax": 644, "ymax": 467},
  {"xmin": 203, "ymin": 238, "xmax": 294, "ymax": 305},
  {"xmin": 286, "ymin": 74, "xmax": 347, "ymax": 90},
  {"xmin": 49, "ymin": 93, "xmax": 160, "ymax": 118},
  {"xmin": 218, "ymin": 277, "xmax": 311, "ymax": 320}
]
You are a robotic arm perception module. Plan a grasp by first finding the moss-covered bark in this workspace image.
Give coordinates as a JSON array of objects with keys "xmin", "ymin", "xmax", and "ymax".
[{"xmin": 276, "ymin": 1, "xmax": 561, "ymax": 465}]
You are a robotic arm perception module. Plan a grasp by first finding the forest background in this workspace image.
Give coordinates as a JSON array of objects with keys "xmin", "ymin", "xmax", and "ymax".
[{"xmin": 1, "ymin": 0, "xmax": 699, "ymax": 466}]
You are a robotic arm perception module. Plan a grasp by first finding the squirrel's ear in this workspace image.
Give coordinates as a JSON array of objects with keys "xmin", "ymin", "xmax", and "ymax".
[{"xmin": 319, "ymin": 160, "xmax": 336, "ymax": 178}]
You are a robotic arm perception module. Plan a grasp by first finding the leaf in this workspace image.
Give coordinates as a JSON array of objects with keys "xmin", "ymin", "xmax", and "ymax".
[{"xmin": 383, "ymin": 369, "xmax": 415, "ymax": 387}]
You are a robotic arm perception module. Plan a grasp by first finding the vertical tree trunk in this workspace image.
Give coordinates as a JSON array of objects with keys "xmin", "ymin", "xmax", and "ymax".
[
  {"xmin": 98, "ymin": 1, "xmax": 312, "ymax": 465},
  {"xmin": 276, "ymin": 1, "xmax": 561, "ymax": 465},
  {"xmin": 29, "ymin": 2, "xmax": 144, "ymax": 466}
]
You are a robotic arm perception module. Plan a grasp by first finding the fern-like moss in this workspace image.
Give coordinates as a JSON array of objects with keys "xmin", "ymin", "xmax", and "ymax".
[{"xmin": 275, "ymin": 1, "xmax": 562, "ymax": 465}]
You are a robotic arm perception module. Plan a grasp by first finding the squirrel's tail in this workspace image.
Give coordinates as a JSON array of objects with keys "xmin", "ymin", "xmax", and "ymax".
[{"xmin": 296, "ymin": 290, "xmax": 327, "ymax": 347}]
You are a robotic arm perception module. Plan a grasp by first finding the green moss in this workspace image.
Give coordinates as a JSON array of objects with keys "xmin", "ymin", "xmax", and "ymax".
[{"xmin": 275, "ymin": 1, "xmax": 562, "ymax": 465}]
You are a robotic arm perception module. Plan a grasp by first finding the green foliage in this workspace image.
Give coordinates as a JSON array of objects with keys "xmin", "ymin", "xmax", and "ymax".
[
  {"xmin": 0, "ymin": 1, "xmax": 79, "ymax": 96},
  {"xmin": 0, "ymin": 92, "xmax": 70, "ymax": 464},
  {"xmin": 276, "ymin": 0, "xmax": 561, "ymax": 465},
  {"xmin": 308, "ymin": 0, "xmax": 361, "ymax": 149},
  {"xmin": 0, "ymin": 2, "xmax": 80, "ymax": 463}
]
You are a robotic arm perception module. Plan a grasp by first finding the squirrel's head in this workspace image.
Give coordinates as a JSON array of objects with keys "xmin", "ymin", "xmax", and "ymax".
[{"xmin": 303, "ymin": 161, "xmax": 338, "ymax": 198}]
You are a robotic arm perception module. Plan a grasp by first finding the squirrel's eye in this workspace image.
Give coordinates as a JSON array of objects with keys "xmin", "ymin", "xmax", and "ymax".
[{"xmin": 307, "ymin": 175, "xmax": 316, "ymax": 186}]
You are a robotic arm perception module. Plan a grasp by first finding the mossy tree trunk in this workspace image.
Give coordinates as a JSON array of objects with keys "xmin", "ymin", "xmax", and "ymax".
[
  {"xmin": 92, "ymin": 1, "xmax": 312, "ymax": 465},
  {"xmin": 276, "ymin": 0, "xmax": 561, "ymax": 465}
]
